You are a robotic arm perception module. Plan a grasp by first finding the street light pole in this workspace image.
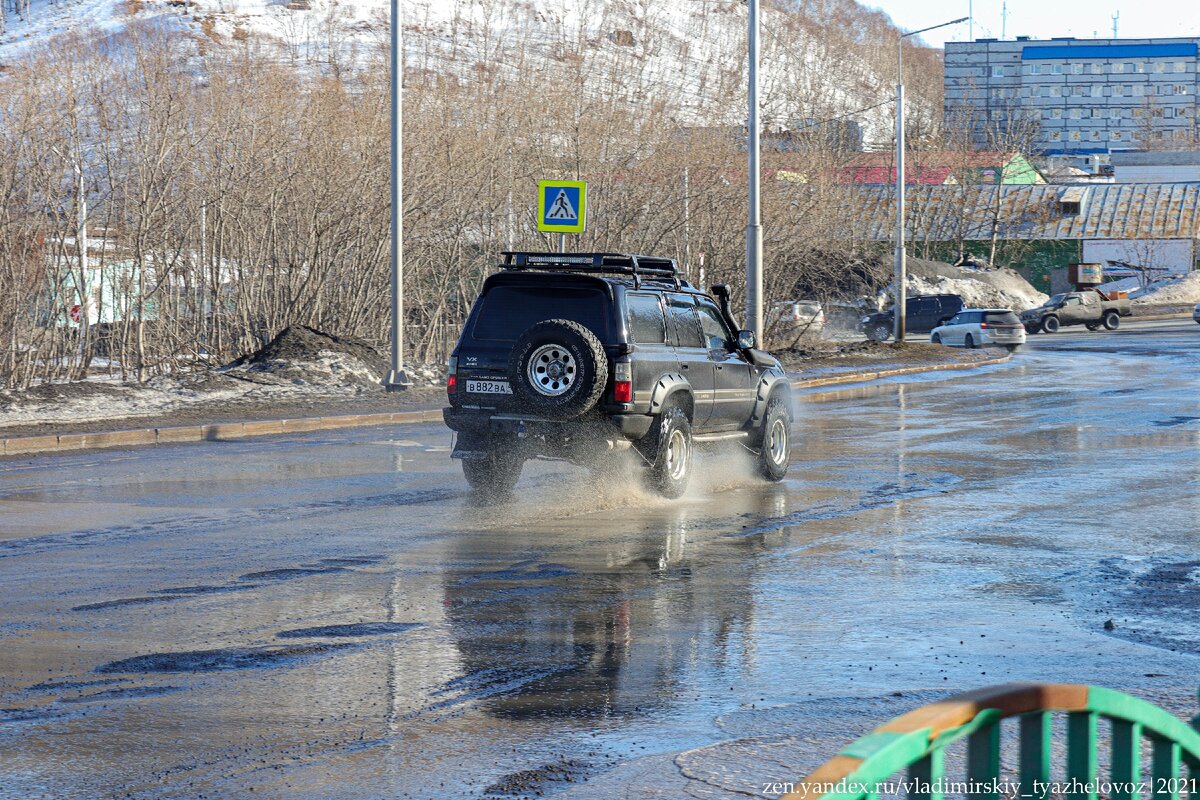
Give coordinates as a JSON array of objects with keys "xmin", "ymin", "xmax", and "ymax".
[
  {"xmin": 385, "ymin": 0, "xmax": 411, "ymax": 390},
  {"xmin": 894, "ymin": 17, "xmax": 967, "ymax": 343},
  {"xmin": 746, "ymin": 0, "xmax": 763, "ymax": 341}
]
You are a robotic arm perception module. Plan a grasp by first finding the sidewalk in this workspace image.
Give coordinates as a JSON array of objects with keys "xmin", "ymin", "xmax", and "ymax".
[{"xmin": 0, "ymin": 350, "xmax": 1009, "ymax": 458}]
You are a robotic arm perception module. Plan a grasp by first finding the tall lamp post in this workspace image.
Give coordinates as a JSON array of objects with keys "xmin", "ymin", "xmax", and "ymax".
[
  {"xmin": 894, "ymin": 17, "xmax": 967, "ymax": 343},
  {"xmin": 385, "ymin": 0, "xmax": 412, "ymax": 390},
  {"xmin": 745, "ymin": 0, "xmax": 763, "ymax": 342}
]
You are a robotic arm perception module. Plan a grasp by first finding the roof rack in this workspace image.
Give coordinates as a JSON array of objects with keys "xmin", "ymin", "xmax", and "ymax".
[{"xmin": 500, "ymin": 251, "xmax": 683, "ymax": 288}]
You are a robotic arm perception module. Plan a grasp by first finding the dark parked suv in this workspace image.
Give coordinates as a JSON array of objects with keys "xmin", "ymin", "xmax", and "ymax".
[
  {"xmin": 443, "ymin": 252, "xmax": 793, "ymax": 498},
  {"xmin": 859, "ymin": 294, "xmax": 965, "ymax": 341}
]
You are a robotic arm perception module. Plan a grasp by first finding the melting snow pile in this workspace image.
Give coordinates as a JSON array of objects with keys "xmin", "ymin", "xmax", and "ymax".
[
  {"xmin": 223, "ymin": 326, "xmax": 389, "ymax": 390},
  {"xmin": 901, "ymin": 259, "xmax": 1048, "ymax": 312},
  {"xmin": 1130, "ymin": 272, "xmax": 1200, "ymax": 307}
]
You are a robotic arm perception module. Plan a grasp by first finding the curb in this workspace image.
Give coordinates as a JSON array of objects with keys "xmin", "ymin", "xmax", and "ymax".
[
  {"xmin": 1, "ymin": 409, "xmax": 444, "ymax": 459},
  {"xmin": 790, "ymin": 354, "xmax": 1011, "ymax": 390},
  {"xmin": 1, "ymin": 358, "xmax": 1013, "ymax": 459}
]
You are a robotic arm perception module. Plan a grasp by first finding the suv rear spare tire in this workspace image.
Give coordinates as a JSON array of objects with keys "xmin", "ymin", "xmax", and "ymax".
[{"xmin": 509, "ymin": 319, "xmax": 608, "ymax": 420}]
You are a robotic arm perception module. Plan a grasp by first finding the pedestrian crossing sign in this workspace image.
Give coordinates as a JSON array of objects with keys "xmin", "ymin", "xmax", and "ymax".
[{"xmin": 537, "ymin": 180, "xmax": 587, "ymax": 234}]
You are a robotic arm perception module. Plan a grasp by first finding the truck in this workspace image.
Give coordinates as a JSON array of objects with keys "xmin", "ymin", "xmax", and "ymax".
[{"xmin": 1020, "ymin": 288, "xmax": 1133, "ymax": 334}]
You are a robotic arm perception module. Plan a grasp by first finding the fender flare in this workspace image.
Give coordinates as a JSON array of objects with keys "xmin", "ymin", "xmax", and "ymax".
[
  {"xmin": 648, "ymin": 373, "xmax": 694, "ymax": 420},
  {"xmin": 749, "ymin": 372, "xmax": 792, "ymax": 430}
]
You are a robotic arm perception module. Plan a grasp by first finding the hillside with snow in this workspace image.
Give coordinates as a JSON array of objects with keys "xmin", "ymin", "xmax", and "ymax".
[{"xmin": 1, "ymin": 0, "xmax": 944, "ymax": 149}]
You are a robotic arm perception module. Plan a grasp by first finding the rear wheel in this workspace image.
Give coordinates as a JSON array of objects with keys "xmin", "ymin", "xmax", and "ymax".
[
  {"xmin": 458, "ymin": 434, "xmax": 523, "ymax": 500},
  {"xmin": 965, "ymin": 333, "xmax": 978, "ymax": 349},
  {"xmin": 1005, "ymin": 344, "xmax": 1019, "ymax": 352},
  {"xmin": 1041, "ymin": 315, "xmax": 1060, "ymax": 334},
  {"xmin": 868, "ymin": 323, "xmax": 891, "ymax": 342},
  {"xmin": 756, "ymin": 399, "xmax": 791, "ymax": 482},
  {"xmin": 1103, "ymin": 311, "xmax": 1121, "ymax": 331},
  {"xmin": 639, "ymin": 406, "xmax": 692, "ymax": 498}
]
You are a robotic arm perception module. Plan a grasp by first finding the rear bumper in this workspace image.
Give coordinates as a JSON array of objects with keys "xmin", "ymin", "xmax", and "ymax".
[{"xmin": 443, "ymin": 407, "xmax": 654, "ymax": 441}]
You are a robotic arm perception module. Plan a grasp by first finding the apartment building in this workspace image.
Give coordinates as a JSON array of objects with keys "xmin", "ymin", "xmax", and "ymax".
[{"xmin": 944, "ymin": 38, "xmax": 1200, "ymax": 155}]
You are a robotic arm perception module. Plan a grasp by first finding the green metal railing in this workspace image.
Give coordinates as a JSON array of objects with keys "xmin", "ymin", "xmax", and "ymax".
[{"xmin": 787, "ymin": 683, "xmax": 1200, "ymax": 800}]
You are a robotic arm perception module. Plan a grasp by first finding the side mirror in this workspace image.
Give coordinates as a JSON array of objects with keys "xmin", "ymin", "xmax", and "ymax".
[{"xmin": 737, "ymin": 329, "xmax": 756, "ymax": 350}]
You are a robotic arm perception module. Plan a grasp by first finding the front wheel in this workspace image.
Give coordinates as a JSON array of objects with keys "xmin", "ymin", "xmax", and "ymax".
[
  {"xmin": 867, "ymin": 323, "xmax": 891, "ymax": 342},
  {"xmin": 640, "ymin": 407, "xmax": 692, "ymax": 498},
  {"xmin": 1005, "ymin": 344, "xmax": 1019, "ymax": 353},
  {"xmin": 756, "ymin": 399, "xmax": 792, "ymax": 482},
  {"xmin": 1041, "ymin": 315, "xmax": 1060, "ymax": 334},
  {"xmin": 1103, "ymin": 311, "xmax": 1121, "ymax": 331},
  {"xmin": 931, "ymin": 333, "xmax": 942, "ymax": 345},
  {"xmin": 1085, "ymin": 322, "xmax": 1100, "ymax": 331}
]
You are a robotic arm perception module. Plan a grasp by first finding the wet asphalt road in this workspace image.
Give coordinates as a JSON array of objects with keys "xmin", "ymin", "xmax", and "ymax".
[{"xmin": 1, "ymin": 319, "xmax": 1198, "ymax": 799}]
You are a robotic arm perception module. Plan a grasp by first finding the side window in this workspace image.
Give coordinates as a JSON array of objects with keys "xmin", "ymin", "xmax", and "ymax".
[
  {"xmin": 947, "ymin": 314, "xmax": 962, "ymax": 325},
  {"xmin": 667, "ymin": 295, "xmax": 704, "ymax": 348},
  {"xmin": 626, "ymin": 292, "xmax": 667, "ymax": 344},
  {"xmin": 694, "ymin": 301, "xmax": 732, "ymax": 350}
]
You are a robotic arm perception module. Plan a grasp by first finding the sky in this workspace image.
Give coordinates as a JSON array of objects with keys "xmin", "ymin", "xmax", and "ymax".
[{"xmin": 864, "ymin": 0, "xmax": 1199, "ymax": 49}]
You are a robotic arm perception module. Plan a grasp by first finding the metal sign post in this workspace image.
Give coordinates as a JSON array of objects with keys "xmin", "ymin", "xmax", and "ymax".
[
  {"xmin": 537, "ymin": 180, "xmax": 587, "ymax": 251},
  {"xmin": 385, "ymin": 0, "xmax": 411, "ymax": 390}
]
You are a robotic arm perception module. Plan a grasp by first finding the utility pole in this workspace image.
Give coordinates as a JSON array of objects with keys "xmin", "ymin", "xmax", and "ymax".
[
  {"xmin": 895, "ymin": 17, "xmax": 968, "ymax": 343},
  {"xmin": 1001, "ymin": 1, "xmax": 1008, "ymax": 39},
  {"xmin": 1112, "ymin": 11, "xmax": 1120, "ymax": 38},
  {"xmin": 385, "ymin": 0, "xmax": 411, "ymax": 390},
  {"xmin": 745, "ymin": 0, "xmax": 763, "ymax": 341}
]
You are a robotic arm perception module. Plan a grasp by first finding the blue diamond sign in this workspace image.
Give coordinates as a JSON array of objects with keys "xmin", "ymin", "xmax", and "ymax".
[{"xmin": 537, "ymin": 180, "xmax": 587, "ymax": 234}]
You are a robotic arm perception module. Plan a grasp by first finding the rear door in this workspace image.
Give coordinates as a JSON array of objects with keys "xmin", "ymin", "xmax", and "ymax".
[
  {"xmin": 624, "ymin": 291, "xmax": 680, "ymax": 411},
  {"xmin": 908, "ymin": 297, "xmax": 938, "ymax": 333},
  {"xmin": 665, "ymin": 294, "xmax": 715, "ymax": 428},
  {"xmin": 694, "ymin": 297, "xmax": 755, "ymax": 430}
]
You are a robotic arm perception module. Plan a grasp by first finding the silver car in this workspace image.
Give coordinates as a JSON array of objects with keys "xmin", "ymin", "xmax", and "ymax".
[{"xmin": 931, "ymin": 308, "xmax": 1026, "ymax": 351}]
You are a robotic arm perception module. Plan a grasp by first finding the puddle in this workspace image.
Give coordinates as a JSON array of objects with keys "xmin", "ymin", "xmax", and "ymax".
[
  {"xmin": 238, "ymin": 566, "xmax": 350, "ymax": 581},
  {"xmin": 59, "ymin": 685, "xmax": 184, "ymax": 703},
  {"xmin": 72, "ymin": 595, "xmax": 188, "ymax": 611},
  {"xmin": 95, "ymin": 643, "xmax": 354, "ymax": 674},
  {"xmin": 277, "ymin": 622, "xmax": 422, "ymax": 639}
]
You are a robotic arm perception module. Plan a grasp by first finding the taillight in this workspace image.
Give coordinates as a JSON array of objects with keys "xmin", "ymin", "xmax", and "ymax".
[
  {"xmin": 979, "ymin": 322, "xmax": 989, "ymax": 329},
  {"xmin": 446, "ymin": 356, "xmax": 458, "ymax": 396},
  {"xmin": 614, "ymin": 361, "xmax": 632, "ymax": 403}
]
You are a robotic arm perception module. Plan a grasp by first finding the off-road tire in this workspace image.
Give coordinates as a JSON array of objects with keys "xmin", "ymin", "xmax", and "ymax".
[
  {"xmin": 458, "ymin": 433, "xmax": 522, "ymax": 499},
  {"xmin": 638, "ymin": 406, "xmax": 692, "ymax": 498},
  {"xmin": 755, "ymin": 399, "xmax": 791, "ymax": 482},
  {"xmin": 509, "ymin": 319, "xmax": 608, "ymax": 421},
  {"xmin": 867, "ymin": 323, "xmax": 891, "ymax": 342},
  {"xmin": 965, "ymin": 333, "xmax": 978, "ymax": 349},
  {"xmin": 1041, "ymin": 315, "xmax": 1060, "ymax": 334},
  {"xmin": 1103, "ymin": 311, "xmax": 1121, "ymax": 331}
]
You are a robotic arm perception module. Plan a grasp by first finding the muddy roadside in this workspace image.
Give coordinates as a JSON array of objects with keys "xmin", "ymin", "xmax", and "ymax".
[{"xmin": 0, "ymin": 336, "xmax": 1001, "ymax": 441}]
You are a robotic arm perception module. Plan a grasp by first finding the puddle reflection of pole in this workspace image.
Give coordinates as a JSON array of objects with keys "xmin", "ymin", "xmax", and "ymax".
[{"xmin": 894, "ymin": 384, "xmax": 908, "ymax": 539}]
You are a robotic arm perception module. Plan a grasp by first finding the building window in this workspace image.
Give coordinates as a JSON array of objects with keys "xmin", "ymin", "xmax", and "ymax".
[
  {"xmin": 1050, "ymin": 86, "xmax": 1062, "ymax": 97},
  {"xmin": 1112, "ymin": 63, "xmax": 1125, "ymax": 73},
  {"xmin": 1175, "ymin": 62, "xmax": 1188, "ymax": 73},
  {"xmin": 1091, "ymin": 130, "xmax": 1103, "ymax": 141},
  {"xmin": 1052, "ymin": 64, "xmax": 1064, "ymax": 74},
  {"xmin": 1176, "ymin": 84, "xmax": 1189, "ymax": 95},
  {"xmin": 1154, "ymin": 62, "xmax": 1166, "ymax": 73},
  {"xmin": 1069, "ymin": 131, "xmax": 1082, "ymax": 141},
  {"xmin": 1135, "ymin": 62, "xmax": 1148, "ymax": 73},
  {"xmin": 1132, "ymin": 85, "xmax": 1144, "ymax": 96},
  {"xmin": 1051, "ymin": 108, "xmax": 1063, "ymax": 119},
  {"xmin": 1050, "ymin": 131, "xmax": 1063, "ymax": 141},
  {"xmin": 1114, "ymin": 85, "xmax": 1125, "ymax": 97},
  {"xmin": 1165, "ymin": 107, "xmax": 1175, "ymax": 118},
  {"xmin": 1112, "ymin": 130, "xmax": 1124, "ymax": 140},
  {"xmin": 990, "ymin": 65, "xmax": 1004, "ymax": 77},
  {"xmin": 1133, "ymin": 107, "xmax": 1145, "ymax": 118},
  {"xmin": 1072, "ymin": 63, "xmax": 1084, "ymax": 74},
  {"xmin": 1091, "ymin": 63, "xmax": 1104, "ymax": 74},
  {"xmin": 1093, "ymin": 84, "xmax": 1104, "ymax": 97},
  {"xmin": 1126, "ymin": 62, "xmax": 1136, "ymax": 73},
  {"xmin": 1071, "ymin": 108, "xmax": 1082, "ymax": 119},
  {"xmin": 1027, "ymin": 64, "xmax": 1041, "ymax": 75},
  {"xmin": 1059, "ymin": 200, "xmax": 1081, "ymax": 215}
]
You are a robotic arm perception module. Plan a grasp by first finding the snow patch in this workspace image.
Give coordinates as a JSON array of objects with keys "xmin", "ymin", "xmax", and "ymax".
[{"xmin": 1130, "ymin": 272, "xmax": 1200, "ymax": 307}]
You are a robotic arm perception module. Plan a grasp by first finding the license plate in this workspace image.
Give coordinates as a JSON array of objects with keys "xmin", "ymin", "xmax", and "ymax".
[{"xmin": 465, "ymin": 379, "xmax": 512, "ymax": 395}]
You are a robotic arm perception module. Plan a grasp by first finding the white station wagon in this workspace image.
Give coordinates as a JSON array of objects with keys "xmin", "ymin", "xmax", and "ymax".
[{"xmin": 931, "ymin": 308, "xmax": 1026, "ymax": 351}]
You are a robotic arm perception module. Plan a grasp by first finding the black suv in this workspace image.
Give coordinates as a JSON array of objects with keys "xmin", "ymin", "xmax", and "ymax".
[
  {"xmin": 443, "ymin": 252, "xmax": 793, "ymax": 498},
  {"xmin": 859, "ymin": 293, "xmax": 965, "ymax": 342}
]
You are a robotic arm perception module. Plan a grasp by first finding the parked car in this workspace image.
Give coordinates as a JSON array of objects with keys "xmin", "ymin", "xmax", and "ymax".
[
  {"xmin": 1193, "ymin": 303, "xmax": 1200, "ymax": 325},
  {"xmin": 1020, "ymin": 289, "xmax": 1132, "ymax": 334},
  {"xmin": 930, "ymin": 308, "xmax": 1026, "ymax": 351},
  {"xmin": 859, "ymin": 294, "xmax": 965, "ymax": 342},
  {"xmin": 443, "ymin": 252, "xmax": 793, "ymax": 499},
  {"xmin": 769, "ymin": 299, "xmax": 824, "ymax": 345}
]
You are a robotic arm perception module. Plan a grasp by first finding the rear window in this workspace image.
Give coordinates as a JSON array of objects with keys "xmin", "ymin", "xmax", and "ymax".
[
  {"xmin": 472, "ymin": 285, "xmax": 611, "ymax": 341},
  {"xmin": 985, "ymin": 311, "xmax": 1020, "ymax": 325}
]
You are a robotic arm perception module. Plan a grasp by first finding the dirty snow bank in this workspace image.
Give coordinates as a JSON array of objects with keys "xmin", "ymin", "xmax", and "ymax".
[
  {"xmin": 902, "ymin": 259, "xmax": 1048, "ymax": 312},
  {"xmin": 0, "ymin": 326, "xmax": 439, "ymax": 430},
  {"xmin": 1130, "ymin": 272, "xmax": 1200, "ymax": 307}
]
